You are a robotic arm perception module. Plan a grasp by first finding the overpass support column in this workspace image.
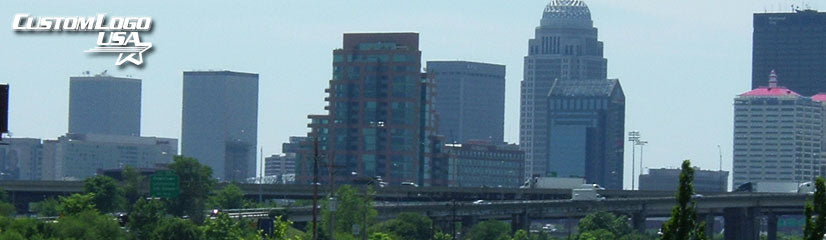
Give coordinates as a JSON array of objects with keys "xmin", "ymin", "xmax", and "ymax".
[
  {"xmin": 698, "ymin": 213, "xmax": 714, "ymax": 238},
  {"xmin": 725, "ymin": 207, "xmax": 759, "ymax": 240},
  {"xmin": 745, "ymin": 207, "xmax": 760, "ymax": 240},
  {"xmin": 631, "ymin": 212, "xmax": 646, "ymax": 233},
  {"xmin": 724, "ymin": 208, "xmax": 744, "ymax": 240},
  {"xmin": 510, "ymin": 212, "xmax": 529, "ymax": 233},
  {"xmin": 767, "ymin": 213, "xmax": 778, "ymax": 240},
  {"xmin": 460, "ymin": 216, "xmax": 477, "ymax": 239}
]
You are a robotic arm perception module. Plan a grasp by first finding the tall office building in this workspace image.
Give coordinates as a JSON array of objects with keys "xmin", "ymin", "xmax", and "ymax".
[
  {"xmin": 753, "ymin": 9, "xmax": 826, "ymax": 96},
  {"xmin": 69, "ymin": 74, "xmax": 141, "ymax": 136},
  {"xmin": 520, "ymin": 0, "xmax": 608, "ymax": 179},
  {"xmin": 546, "ymin": 79, "xmax": 624, "ymax": 189},
  {"xmin": 181, "ymin": 71, "xmax": 259, "ymax": 182},
  {"xmin": 296, "ymin": 33, "xmax": 439, "ymax": 186},
  {"xmin": 733, "ymin": 71, "xmax": 822, "ymax": 187},
  {"xmin": 427, "ymin": 61, "xmax": 505, "ymax": 144}
]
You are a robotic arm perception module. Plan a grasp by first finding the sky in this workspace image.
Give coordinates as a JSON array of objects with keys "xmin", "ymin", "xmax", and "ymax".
[{"xmin": 1, "ymin": 0, "xmax": 823, "ymax": 189}]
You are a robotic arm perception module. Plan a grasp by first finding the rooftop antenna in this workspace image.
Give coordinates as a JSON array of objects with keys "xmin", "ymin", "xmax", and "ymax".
[{"xmin": 717, "ymin": 145, "xmax": 723, "ymax": 171}]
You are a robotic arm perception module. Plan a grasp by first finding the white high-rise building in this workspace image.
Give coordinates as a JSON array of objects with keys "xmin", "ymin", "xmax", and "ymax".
[{"xmin": 733, "ymin": 70, "xmax": 823, "ymax": 187}]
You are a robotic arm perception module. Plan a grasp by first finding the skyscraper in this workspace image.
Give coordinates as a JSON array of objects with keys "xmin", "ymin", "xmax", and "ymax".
[
  {"xmin": 427, "ymin": 61, "xmax": 505, "ymax": 144},
  {"xmin": 181, "ymin": 71, "xmax": 259, "ymax": 182},
  {"xmin": 69, "ymin": 74, "xmax": 141, "ymax": 136},
  {"xmin": 546, "ymin": 79, "xmax": 624, "ymax": 189},
  {"xmin": 733, "ymin": 71, "xmax": 822, "ymax": 187},
  {"xmin": 520, "ymin": 0, "xmax": 609, "ymax": 178},
  {"xmin": 296, "ymin": 33, "xmax": 439, "ymax": 186},
  {"xmin": 753, "ymin": 10, "xmax": 826, "ymax": 96}
]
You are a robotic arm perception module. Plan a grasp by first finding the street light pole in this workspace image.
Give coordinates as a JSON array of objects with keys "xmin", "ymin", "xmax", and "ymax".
[{"xmin": 628, "ymin": 131, "xmax": 640, "ymax": 190}]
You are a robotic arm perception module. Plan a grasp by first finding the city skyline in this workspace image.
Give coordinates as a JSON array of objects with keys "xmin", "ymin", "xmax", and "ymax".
[{"xmin": 2, "ymin": 0, "xmax": 826, "ymax": 189}]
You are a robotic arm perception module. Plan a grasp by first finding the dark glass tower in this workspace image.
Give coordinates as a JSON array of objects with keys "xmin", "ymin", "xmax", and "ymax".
[
  {"xmin": 427, "ymin": 61, "xmax": 505, "ymax": 144},
  {"xmin": 546, "ymin": 79, "xmax": 624, "ymax": 189},
  {"xmin": 296, "ymin": 33, "xmax": 439, "ymax": 186},
  {"xmin": 520, "ymin": 0, "xmax": 608, "ymax": 178},
  {"xmin": 752, "ymin": 10, "xmax": 826, "ymax": 96}
]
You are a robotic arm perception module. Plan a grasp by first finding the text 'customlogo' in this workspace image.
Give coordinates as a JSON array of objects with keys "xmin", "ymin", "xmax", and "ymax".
[{"xmin": 12, "ymin": 14, "xmax": 153, "ymax": 66}]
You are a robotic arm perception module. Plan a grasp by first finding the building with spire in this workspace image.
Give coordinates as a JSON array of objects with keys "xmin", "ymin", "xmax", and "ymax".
[
  {"xmin": 520, "ymin": 0, "xmax": 624, "ymax": 189},
  {"xmin": 733, "ymin": 70, "xmax": 823, "ymax": 187}
]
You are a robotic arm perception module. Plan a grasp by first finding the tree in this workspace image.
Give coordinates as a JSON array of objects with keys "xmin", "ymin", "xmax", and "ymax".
[
  {"xmin": 127, "ymin": 198, "xmax": 166, "ymax": 239},
  {"xmin": 167, "ymin": 155, "xmax": 216, "ymax": 223},
  {"xmin": 31, "ymin": 198, "xmax": 59, "ymax": 217},
  {"xmin": 511, "ymin": 229, "xmax": 529, "ymax": 240},
  {"xmin": 152, "ymin": 217, "xmax": 203, "ymax": 240},
  {"xmin": 579, "ymin": 229, "xmax": 615, "ymax": 240},
  {"xmin": 83, "ymin": 175, "xmax": 125, "ymax": 213},
  {"xmin": 265, "ymin": 216, "xmax": 294, "ymax": 240},
  {"xmin": 804, "ymin": 177, "xmax": 826, "ymax": 240},
  {"xmin": 433, "ymin": 231, "xmax": 451, "ymax": 240},
  {"xmin": 53, "ymin": 210, "xmax": 126, "ymax": 240},
  {"xmin": 321, "ymin": 185, "xmax": 377, "ymax": 236},
  {"xmin": 370, "ymin": 212, "xmax": 433, "ymax": 240},
  {"xmin": 58, "ymin": 193, "xmax": 97, "ymax": 216},
  {"xmin": 209, "ymin": 183, "xmax": 246, "ymax": 209},
  {"xmin": 467, "ymin": 219, "xmax": 511, "ymax": 240},
  {"xmin": 122, "ymin": 165, "xmax": 147, "ymax": 207},
  {"xmin": 369, "ymin": 232, "xmax": 396, "ymax": 240},
  {"xmin": 202, "ymin": 212, "xmax": 259, "ymax": 240},
  {"xmin": 577, "ymin": 211, "xmax": 631, "ymax": 237},
  {"xmin": 660, "ymin": 160, "xmax": 707, "ymax": 240}
]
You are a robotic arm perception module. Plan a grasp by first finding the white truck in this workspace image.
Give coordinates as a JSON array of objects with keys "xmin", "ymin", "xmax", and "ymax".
[
  {"xmin": 520, "ymin": 177, "xmax": 605, "ymax": 200},
  {"xmin": 735, "ymin": 181, "xmax": 815, "ymax": 193},
  {"xmin": 572, "ymin": 188, "xmax": 606, "ymax": 201},
  {"xmin": 520, "ymin": 177, "xmax": 586, "ymax": 189}
]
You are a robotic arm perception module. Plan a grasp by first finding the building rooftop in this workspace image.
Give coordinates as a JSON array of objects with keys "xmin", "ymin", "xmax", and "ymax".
[
  {"xmin": 812, "ymin": 93, "xmax": 826, "ymax": 102},
  {"xmin": 740, "ymin": 70, "xmax": 801, "ymax": 97},
  {"xmin": 547, "ymin": 78, "xmax": 619, "ymax": 97},
  {"xmin": 541, "ymin": 0, "xmax": 593, "ymax": 28}
]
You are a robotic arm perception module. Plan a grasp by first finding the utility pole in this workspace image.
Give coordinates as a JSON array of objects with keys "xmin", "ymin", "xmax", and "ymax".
[
  {"xmin": 258, "ymin": 147, "xmax": 263, "ymax": 203},
  {"xmin": 637, "ymin": 140, "xmax": 648, "ymax": 182},
  {"xmin": 312, "ymin": 137, "xmax": 319, "ymax": 240},
  {"xmin": 329, "ymin": 154, "xmax": 336, "ymax": 240}
]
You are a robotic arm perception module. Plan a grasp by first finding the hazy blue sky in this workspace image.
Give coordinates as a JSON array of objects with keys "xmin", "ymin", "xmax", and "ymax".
[{"xmin": 1, "ymin": 0, "xmax": 822, "ymax": 189}]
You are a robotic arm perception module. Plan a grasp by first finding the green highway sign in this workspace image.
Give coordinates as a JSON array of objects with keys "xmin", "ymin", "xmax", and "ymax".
[{"xmin": 150, "ymin": 170, "xmax": 179, "ymax": 199}]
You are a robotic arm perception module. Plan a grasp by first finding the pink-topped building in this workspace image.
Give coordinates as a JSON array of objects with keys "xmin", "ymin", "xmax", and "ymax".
[{"xmin": 733, "ymin": 70, "xmax": 824, "ymax": 188}]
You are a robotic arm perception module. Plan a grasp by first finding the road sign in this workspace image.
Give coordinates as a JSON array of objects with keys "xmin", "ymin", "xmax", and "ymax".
[{"xmin": 150, "ymin": 170, "xmax": 179, "ymax": 199}]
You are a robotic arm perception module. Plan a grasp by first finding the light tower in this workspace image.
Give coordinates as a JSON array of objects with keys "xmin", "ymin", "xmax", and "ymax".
[{"xmin": 628, "ymin": 131, "xmax": 640, "ymax": 190}]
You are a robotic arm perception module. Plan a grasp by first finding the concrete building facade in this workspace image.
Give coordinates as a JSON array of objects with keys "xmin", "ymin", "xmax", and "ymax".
[
  {"xmin": 181, "ymin": 71, "xmax": 259, "ymax": 182},
  {"xmin": 639, "ymin": 168, "xmax": 729, "ymax": 192},
  {"xmin": 69, "ymin": 75, "xmax": 141, "ymax": 136},
  {"xmin": 733, "ymin": 71, "xmax": 823, "ymax": 186},
  {"xmin": 42, "ymin": 133, "xmax": 177, "ymax": 180},
  {"xmin": 427, "ymin": 61, "xmax": 506, "ymax": 144},
  {"xmin": 444, "ymin": 142, "xmax": 524, "ymax": 188}
]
